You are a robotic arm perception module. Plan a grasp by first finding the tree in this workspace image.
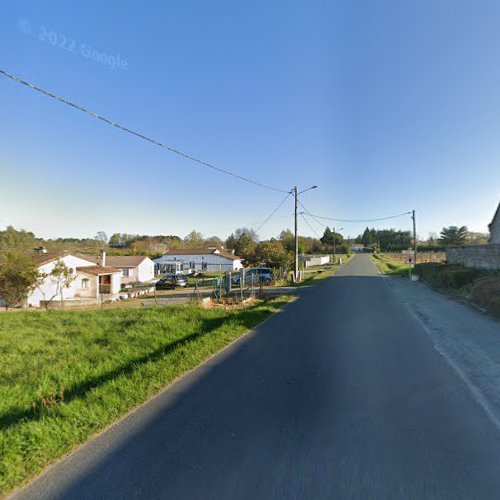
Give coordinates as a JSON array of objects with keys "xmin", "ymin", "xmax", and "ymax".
[
  {"xmin": 95, "ymin": 231, "xmax": 108, "ymax": 250},
  {"xmin": 0, "ymin": 252, "xmax": 39, "ymax": 309},
  {"xmin": 320, "ymin": 227, "xmax": 343, "ymax": 246},
  {"xmin": 37, "ymin": 261, "xmax": 76, "ymax": 310},
  {"xmin": 0, "ymin": 226, "xmax": 37, "ymax": 253},
  {"xmin": 234, "ymin": 227, "xmax": 259, "ymax": 243},
  {"xmin": 184, "ymin": 230, "xmax": 205, "ymax": 248},
  {"xmin": 279, "ymin": 229, "xmax": 295, "ymax": 252},
  {"xmin": 360, "ymin": 227, "xmax": 376, "ymax": 246},
  {"xmin": 439, "ymin": 226, "xmax": 468, "ymax": 246},
  {"xmin": 257, "ymin": 240, "xmax": 293, "ymax": 270},
  {"xmin": 234, "ymin": 233, "xmax": 258, "ymax": 263}
]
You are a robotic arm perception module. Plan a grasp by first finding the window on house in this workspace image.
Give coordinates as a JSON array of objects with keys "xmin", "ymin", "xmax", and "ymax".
[
  {"xmin": 81, "ymin": 278, "xmax": 89, "ymax": 289},
  {"xmin": 122, "ymin": 269, "xmax": 130, "ymax": 277}
]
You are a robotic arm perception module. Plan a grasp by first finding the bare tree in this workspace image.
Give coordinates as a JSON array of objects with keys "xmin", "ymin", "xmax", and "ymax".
[{"xmin": 95, "ymin": 231, "xmax": 108, "ymax": 250}]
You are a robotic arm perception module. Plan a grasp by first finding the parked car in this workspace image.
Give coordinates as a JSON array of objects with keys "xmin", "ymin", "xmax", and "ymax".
[
  {"xmin": 155, "ymin": 274, "xmax": 188, "ymax": 290},
  {"xmin": 232, "ymin": 268, "xmax": 272, "ymax": 286}
]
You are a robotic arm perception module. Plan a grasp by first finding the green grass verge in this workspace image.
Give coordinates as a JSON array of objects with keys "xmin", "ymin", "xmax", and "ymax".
[
  {"xmin": 0, "ymin": 297, "xmax": 292, "ymax": 494},
  {"xmin": 370, "ymin": 254, "xmax": 412, "ymax": 277}
]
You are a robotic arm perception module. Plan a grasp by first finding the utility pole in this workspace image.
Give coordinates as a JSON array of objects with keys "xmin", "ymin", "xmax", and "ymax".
[
  {"xmin": 293, "ymin": 185, "xmax": 318, "ymax": 283},
  {"xmin": 332, "ymin": 227, "xmax": 336, "ymax": 261},
  {"xmin": 412, "ymin": 209, "xmax": 417, "ymax": 265},
  {"xmin": 294, "ymin": 186, "xmax": 299, "ymax": 283}
]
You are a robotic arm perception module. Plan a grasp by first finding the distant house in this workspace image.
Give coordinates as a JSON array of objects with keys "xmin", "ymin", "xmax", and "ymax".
[
  {"xmin": 98, "ymin": 255, "xmax": 155, "ymax": 284},
  {"xmin": 26, "ymin": 250, "xmax": 122, "ymax": 307},
  {"xmin": 153, "ymin": 248, "xmax": 243, "ymax": 274},
  {"xmin": 489, "ymin": 202, "xmax": 500, "ymax": 244},
  {"xmin": 80, "ymin": 253, "xmax": 155, "ymax": 284},
  {"xmin": 351, "ymin": 243, "xmax": 365, "ymax": 252}
]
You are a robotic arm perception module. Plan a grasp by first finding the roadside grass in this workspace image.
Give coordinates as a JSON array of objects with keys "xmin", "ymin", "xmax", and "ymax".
[
  {"xmin": 0, "ymin": 297, "xmax": 292, "ymax": 495},
  {"xmin": 288, "ymin": 254, "xmax": 354, "ymax": 287},
  {"xmin": 370, "ymin": 253, "xmax": 412, "ymax": 277}
]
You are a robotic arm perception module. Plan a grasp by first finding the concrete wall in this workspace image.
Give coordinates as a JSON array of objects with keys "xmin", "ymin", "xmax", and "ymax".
[
  {"xmin": 446, "ymin": 244, "xmax": 500, "ymax": 271},
  {"xmin": 302, "ymin": 255, "xmax": 330, "ymax": 268}
]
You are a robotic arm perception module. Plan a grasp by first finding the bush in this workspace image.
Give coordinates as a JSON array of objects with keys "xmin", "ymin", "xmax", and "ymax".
[
  {"xmin": 471, "ymin": 277, "xmax": 500, "ymax": 316},
  {"xmin": 413, "ymin": 263, "xmax": 483, "ymax": 289}
]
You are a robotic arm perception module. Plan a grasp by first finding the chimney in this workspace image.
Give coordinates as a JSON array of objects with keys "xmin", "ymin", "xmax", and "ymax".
[{"xmin": 100, "ymin": 250, "xmax": 106, "ymax": 267}]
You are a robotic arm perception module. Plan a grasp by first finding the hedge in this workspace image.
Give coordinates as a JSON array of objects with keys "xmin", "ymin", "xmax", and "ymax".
[
  {"xmin": 413, "ymin": 263, "xmax": 484, "ymax": 289},
  {"xmin": 413, "ymin": 263, "xmax": 500, "ymax": 316}
]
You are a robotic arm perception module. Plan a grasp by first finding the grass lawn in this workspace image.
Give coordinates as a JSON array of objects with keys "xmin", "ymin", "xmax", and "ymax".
[
  {"xmin": 0, "ymin": 297, "xmax": 292, "ymax": 495},
  {"xmin": 370, "ymin": 253, "xmax": 412, "ymax": 277}
]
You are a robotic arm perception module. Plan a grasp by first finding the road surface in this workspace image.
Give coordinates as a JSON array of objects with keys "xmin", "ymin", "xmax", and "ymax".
[{"xmin": 14, "ymin": 254, "xmax": 500, "ymax": 499}]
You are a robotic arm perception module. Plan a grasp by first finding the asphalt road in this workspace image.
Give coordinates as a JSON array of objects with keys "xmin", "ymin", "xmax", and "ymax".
[{"xmin": 14, "ymin": 255, "xmax": 500, "ymax": 500}]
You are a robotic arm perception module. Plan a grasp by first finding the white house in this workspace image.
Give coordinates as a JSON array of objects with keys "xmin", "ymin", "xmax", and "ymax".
[
  {"xmin": 153, "ymin": 248, "xmax": 243, "ymax": 274},
  {"xmin": 103, "ymin": 256, "xmax": 155, "ymax": 284},
  {"xmin": 27, "ymin": 251, "xmax": 122, "ymax": 307}
]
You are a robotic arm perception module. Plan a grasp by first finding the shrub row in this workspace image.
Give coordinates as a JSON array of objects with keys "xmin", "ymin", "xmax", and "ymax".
[
  {"xmin": 414, "ymin": 263, "xmax": 500, "ymax": 316},
  {"xmin": 413, "ymin": 263, "xmax": 484, "ymax": 289},
  {"xmin": 471, "ymin": 277, "xmax": 500, "ymax": 316}
]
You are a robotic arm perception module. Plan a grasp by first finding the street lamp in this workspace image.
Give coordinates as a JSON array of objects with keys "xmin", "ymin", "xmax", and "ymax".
[{"xmin": 292, "ymin": 185, "xmax": 318, "ymax": 282}]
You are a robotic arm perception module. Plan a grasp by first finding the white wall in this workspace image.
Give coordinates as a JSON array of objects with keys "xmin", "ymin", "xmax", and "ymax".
[
  {"xmin": 110, "ymin": 273, "xmax": 121, "ymax": 294},
  {"xmin": 28, "ymin": 255, "xmax": 96, "ymax": 307},
  {"xmin": 118, "ymin": 258, "xmax": 155, "ymax": 284},
  {"xmin": 154, "ymin": 253, "xmax": 242, "ymax": 272},
  {"xmin": 137, "ymin": 258, "xmax": 155, "ymax": 282}
]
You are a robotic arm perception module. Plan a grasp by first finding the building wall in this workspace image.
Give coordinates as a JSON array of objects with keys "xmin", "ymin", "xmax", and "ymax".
[
  {"xmin": 446, "ymin": 244, "xmax": 500, "ymax": 271},
  {"xmin": 115, "ymin": 258, "xmax": 155, "ymax": 284},
  {"xmin": 120, "ymin": 267, "xmax": 139, "ymax": 284},
  {"xmin": 491, "ymin": 212, "xmax": 500, "ymax": 244},
  {"xmin": 137, "ymin": 258, "xmax": 155, "ymax": 282},
  {"xmin": 154, "ymin": 254, "xmax": 242, "ymax": 272},
  {"xmin": 110, "ymin": 273, "xmax": 122, "ymax": 294},
  {"xmin": 28, "ymin": 255, "xmax": 96, "ymax": 307},
  {"xmin": 76, "ymin": 273, "xmax": 99, "ymax": 299}
]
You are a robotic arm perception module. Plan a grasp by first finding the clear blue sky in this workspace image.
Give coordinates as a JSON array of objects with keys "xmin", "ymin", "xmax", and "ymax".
[{"xmin": 1, "ymin": 0, "xmax": 499, "ymax": 241}]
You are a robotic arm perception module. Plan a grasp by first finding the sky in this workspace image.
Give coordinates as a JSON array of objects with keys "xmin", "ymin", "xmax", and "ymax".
[{"xmin": 1, "ymin": 0, "xmax": 499, "ymax": 242}]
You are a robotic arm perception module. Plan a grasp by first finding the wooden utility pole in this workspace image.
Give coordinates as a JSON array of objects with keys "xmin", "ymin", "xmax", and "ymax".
[
  {"xmin": 332, "ymin": 226, "xmax": 336, "ymax": 261},
  {"xmin": 412, "ymin": 209, "xmax": 417, "ymax": 265},
  {"xmin": 294, "ymin": 186, "xmax": 299, "ymax": 283}
]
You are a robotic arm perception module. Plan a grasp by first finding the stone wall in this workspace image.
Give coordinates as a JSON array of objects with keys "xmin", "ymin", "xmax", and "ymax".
[{"xmin": 446, "ymin": 244, "xmax": 500, "ymax": 271}]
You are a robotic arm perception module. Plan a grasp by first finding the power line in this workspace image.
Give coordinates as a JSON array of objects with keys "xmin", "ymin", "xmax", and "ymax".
[
  {"xmin": 0, "ymin": 68, "xmax": 288, "ymax": 193},
  {"xmin": 297, "ymin": 200, "xmax": 327, "ymax": 230},
  {"xmin": 300, "ymin": 212, "xmax": 321, "ymax": 238},
  {"xmin": 255, "ymin": 192, "xmax": 293, "ymax": 234},
  {"xmin": 203, "ymin": 213, "xmax": 293, "ymax": 238},
  {"xmin": 299, "ymin": 210, "xmax": 413, "ymax": 223}
]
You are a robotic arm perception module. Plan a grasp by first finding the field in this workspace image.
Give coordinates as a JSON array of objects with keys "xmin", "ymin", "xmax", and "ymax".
[{"xmin": 0, "ymin": 297, "xmax": 292, "ymax": 494}]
